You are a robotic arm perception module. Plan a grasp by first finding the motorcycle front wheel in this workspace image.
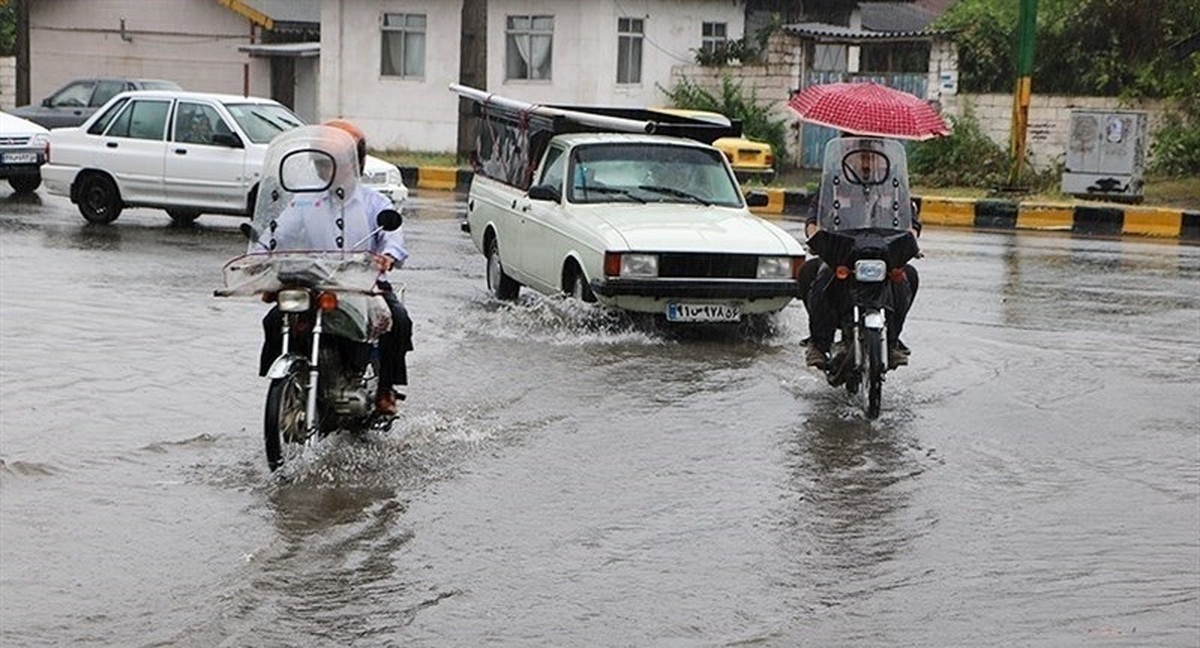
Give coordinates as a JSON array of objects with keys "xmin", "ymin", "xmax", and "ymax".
[
  {"xmin": 264, "ymin": 371, "xmax": 308, "ymax": 471},
  {"xmin": 864, "ymin": 327, "xmax": 884, "ymax": 419}
]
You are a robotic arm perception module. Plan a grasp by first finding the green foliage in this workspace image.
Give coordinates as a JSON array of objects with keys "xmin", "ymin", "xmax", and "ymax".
[
  {"xmin": 661, "ymin": 75, "xmax": 788, "ymax": 170},
  {"xmin": 908, "ymin": 108, "xmax": 1009, "ymax": 187},
  {"xmin": 0, "ymin": 2, "xmax": 15, "ymax": 56},
  {"xmin": 1150, "ymin": 110, "xmax": 1200, "ymax": 176},
  {"xmin": 935, "ymin": 0, "xmax": 1200, "ymax": 99}
]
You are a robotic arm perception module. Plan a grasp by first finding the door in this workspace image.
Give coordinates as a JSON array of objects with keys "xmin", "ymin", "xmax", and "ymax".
[
  {"xmin": 97, "ymin": 98, "xmax": 171, "ymax": 203},
  {"xmin": 163, "ymin": 101, "xmax": 248, "ymax": 210},
  {"xmin": 521, "ymin": 145, "xmax": 570, "ymax": 291}
]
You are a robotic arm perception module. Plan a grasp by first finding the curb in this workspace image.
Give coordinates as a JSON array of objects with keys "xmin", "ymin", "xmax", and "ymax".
[{"xmin": 398, "ymin": 166, "xmax": 1198, "ymax": 241}]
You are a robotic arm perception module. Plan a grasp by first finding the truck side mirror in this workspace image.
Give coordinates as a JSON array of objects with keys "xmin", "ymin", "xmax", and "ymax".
[
  {"xmin": 528, "ymin": 183, "xmax": 561, "ymax": 203},
  {"xmin": 744, "ymin": 191, "xmax": 769, "ymax": 208}
]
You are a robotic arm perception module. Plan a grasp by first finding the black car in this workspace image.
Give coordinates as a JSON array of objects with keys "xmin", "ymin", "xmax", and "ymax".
[{"xmin": 10, "ymin": 77, "xmax": 182, "ymax": 129}]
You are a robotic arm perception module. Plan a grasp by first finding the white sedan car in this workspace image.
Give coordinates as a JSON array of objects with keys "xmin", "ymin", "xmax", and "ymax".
[
  {"xmin": 42, "ymin": 89, "xmax": 407, "ymax": 225},
  {"xmin": 0, "ymin": 110, "xmax": 50, "ymax": 194},
  {"xmin": 466, "ymin": 133, "xmax": 806, "ymax": 323}
]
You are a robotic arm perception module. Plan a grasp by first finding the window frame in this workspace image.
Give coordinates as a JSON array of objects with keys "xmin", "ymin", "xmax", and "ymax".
[
  {"xmin": 701, "ymin": 22, "xmax": 728, "ymax": 55},
  {"xmin": 505, "ymin": 14, "xmax": 555, "ymax": 81},
  {"xmin": 380, "ymin": 12, "xmax": 427, "ymax": 79},
  {"xmin": 616, "ymin": 17, "xmax": 644, "ymax": 85}
]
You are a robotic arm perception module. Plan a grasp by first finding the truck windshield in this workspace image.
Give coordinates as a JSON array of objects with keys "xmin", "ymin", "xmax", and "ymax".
[{"xmin": 568, "ymin": 143, "xmax": 743, "ymax": 207}]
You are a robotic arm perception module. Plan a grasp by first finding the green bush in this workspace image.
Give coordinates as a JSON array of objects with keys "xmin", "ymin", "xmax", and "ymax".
[
  {"xmin": 1150, "ymin": 108, "xmax": 1200, "ymax": 177},
  {"xmin": 661, "ymin": 75, "xmax": 788, "ymax": 170},
  {"xmin": 908, "ymin": 108, "xmax": 1008, "ymax": 187}
]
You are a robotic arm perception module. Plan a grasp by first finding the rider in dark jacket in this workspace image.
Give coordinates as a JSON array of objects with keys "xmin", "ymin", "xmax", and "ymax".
[{"xmin": 798, "ymin": 197, "xmax": 921, "ymax": 370}]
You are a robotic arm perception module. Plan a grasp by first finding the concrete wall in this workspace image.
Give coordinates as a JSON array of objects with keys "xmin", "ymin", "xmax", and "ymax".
[
  {"xmin": 25, "ymin": 0, "xmax": 272, "ymax": 104},
  {"xmin": 0, "ymin": 56, "xmax": 14, "ymax": 110},
  {"xmin": 322, "ymin": 0, "xmax": 746, "ymax": 153},
  {"xmin": 947, "ymin": 94, "xmax": 1168, "ymax": 169}
]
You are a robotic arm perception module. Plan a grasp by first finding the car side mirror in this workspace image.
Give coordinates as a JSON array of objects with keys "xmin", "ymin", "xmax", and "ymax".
[
  {"xmin": 212, "ymin": 132, "xmax": 243, "ymax": 149},
  {"xmin": 41, "ymin": 97, "xmax": 52, "ymax": 107},
  {"xmin": 745, "ymin": 191, "xmax": 769, "ymax": 208},
  {"xmin": 528, "ymin": 183, "xmax": 560, "ymax": 203},
  {"xmin": 376, "ymin": 209, "xmax": 402, "ymax": 231}
]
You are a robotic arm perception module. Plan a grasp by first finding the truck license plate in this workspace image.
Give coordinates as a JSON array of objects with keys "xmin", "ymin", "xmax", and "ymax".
[
  {"xmin": 2, "ymin": 152, "xmax": 38, "ymax": 164},
  {"xmin": 666, "ymin": 303, "xmax": 742, "ymax": 322}
]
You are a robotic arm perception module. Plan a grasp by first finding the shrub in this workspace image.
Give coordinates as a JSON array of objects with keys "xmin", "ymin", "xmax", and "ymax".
[
  {"xmin": 661, "ymin": 75, "xmax": 788, "ymax": 170},
  {"xmin": 1149, "ymin": 109, "xmax": 1200, "ymax": 177},
  {"xmin": 908, "ymin": 108, "xmax": 1008, "ymax": 187}
]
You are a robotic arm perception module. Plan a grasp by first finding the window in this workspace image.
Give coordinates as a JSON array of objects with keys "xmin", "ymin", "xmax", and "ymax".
[
  {"xmin": 539, "ymin": 146, "xmax": 566, "ymax": 189},
  {"xmin": 50, "ymin": 81, "xmax": 94, "ymax": 108},
  {"xmin": 174, "ymin": 102, "xmax": 227, "ymax": 145},
  {"xmin": 381, "ymin": 13, "xmax": 426, "ymax": 78},
  {"xmin": 91, "ymin": 80, "xmax": 126, "ymax": 107},
  {"xmin": 506, "ymin": 15, "xmax": 554, "ymax": 80},
  {"xmin": 105, "ymin": 99, "xmax": 169, "ymax": 140},
  {"xmin": 701, "ymin": 22, "xmax": 727, "ymax": 55},
  {"xmin": 617, "ymin": 18, "xmax": 643, "ymax": 84},
  {"xmin": 88, "ymin": 97, "xmax": 129, "ymax": 135},
  {"xmin": 225, "ymin": 103, "xmax": 303, "ymax": 144}
]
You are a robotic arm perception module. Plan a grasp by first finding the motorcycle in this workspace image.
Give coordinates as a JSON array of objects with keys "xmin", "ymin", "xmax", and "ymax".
[
  {"xmin": 806, "ymin": 137, "xmax": 920, "ymax": 418},
  {"xmin": 215, "ymin": 126, "xmax": 403, "ymax": 470}
]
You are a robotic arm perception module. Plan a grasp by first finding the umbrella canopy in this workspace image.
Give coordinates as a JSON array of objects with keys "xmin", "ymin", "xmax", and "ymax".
[{"xmin": 788, "ymin": 81, "xmax": 951, "ymax": 141}]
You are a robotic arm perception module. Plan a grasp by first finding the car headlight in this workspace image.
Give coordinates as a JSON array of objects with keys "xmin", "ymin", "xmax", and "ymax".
[
  {"xmin": 757, "ymin": 256, "xmax": 793, "ymax": 279},
  {"xmin": 854, "ymin": 259, "xmax": 887, "ymax": 282},
  {"xmin": 604, "ymin": 252, "xmax": 658, "ymax": 278},
  {"xmin": 277, "ymin": 288, "xmax": 312, "ymax": 312}
]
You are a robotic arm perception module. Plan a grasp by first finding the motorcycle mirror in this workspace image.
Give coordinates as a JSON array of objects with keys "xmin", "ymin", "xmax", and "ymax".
[{"xmin": 376, "ymin": 209, "xmax": 402, "ymax": 231}]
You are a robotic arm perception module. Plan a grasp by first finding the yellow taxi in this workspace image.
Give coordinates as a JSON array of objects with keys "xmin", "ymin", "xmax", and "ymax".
[{"xmin": 652, "ymin": 108, "xmax": 776, "ymax": 184}]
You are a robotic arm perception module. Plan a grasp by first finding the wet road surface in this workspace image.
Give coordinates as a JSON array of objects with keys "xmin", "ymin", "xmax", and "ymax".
[{"xmin": 2, "ymin": 189, "xmax": 1198, "ymax": 646}]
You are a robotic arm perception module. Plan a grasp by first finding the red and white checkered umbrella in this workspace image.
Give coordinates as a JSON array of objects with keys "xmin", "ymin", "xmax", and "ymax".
[{"xmin": 788, "ymin": 81, "xmax": 951, "ymax": 141}]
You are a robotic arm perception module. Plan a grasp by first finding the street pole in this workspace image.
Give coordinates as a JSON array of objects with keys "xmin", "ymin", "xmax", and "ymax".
[{"xmin": 1007, "ymin": 0, "xmax": 1037, "ymax": 187}]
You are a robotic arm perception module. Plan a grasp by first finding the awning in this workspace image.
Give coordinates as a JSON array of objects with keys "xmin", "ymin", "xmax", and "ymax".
[
  {"xmin": 783, "ymin": 22, "xmax": 947, "ymax": 44},
  {"xmin": 238, "ymin": 42, "xmax": 320, "ymax": 58}
]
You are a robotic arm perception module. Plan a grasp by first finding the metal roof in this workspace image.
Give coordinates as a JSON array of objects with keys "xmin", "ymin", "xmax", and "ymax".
[
  {"xmin": 217, "ymin": 0, "xmax": 319, "ymax": 31},
  {"xmin": 238, "ymin": 42, "xmax": 320, "ymax": 58},
  {"xmin": 783, "ymin": 21, "xmax": 947, "ymax": 43},
  {"xmin": 860, "ymin": 2, "xmax": 939, "ymax": 33}
]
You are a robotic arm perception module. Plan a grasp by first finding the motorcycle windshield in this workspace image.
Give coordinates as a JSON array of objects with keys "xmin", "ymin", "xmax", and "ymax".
[
  {"xmin": 246, "ymin": 125, "xmax": 363, "ymax": 254},
  {"xmin": 816, "ymin": 137, "xmax": 914, "ymax": 233}
]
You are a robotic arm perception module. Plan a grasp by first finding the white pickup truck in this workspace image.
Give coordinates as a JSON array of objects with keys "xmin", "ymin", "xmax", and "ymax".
[{"xmin": 464, "ymin": 130, "xmax": 806, "ymax": 324}]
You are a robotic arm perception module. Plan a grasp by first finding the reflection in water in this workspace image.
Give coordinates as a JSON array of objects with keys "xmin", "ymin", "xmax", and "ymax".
[
  {"xmin": 1, "ymin": 190, "xmax": 43, "ymax": 209},
  {"xmin": 780, "ymin": 408, "xmax": 933, "ymax": 617}
]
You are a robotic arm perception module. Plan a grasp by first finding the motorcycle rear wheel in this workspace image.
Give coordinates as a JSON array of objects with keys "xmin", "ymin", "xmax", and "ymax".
[
  {"xmin": 264, "ymin": 371, "xmax": 308, "ymax": 471},
  {"xmin": 864, "ymin": 328, "xmax": 884, "ymax": 419}
]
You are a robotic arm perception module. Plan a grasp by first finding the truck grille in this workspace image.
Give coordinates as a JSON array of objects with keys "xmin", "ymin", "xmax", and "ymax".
[{"xmin": 658, "ymin": 253, "xmax": 758, "ymax": 279}]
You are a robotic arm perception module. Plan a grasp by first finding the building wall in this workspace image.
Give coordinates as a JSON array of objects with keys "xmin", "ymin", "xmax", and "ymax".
[
  {"xmin": 321, "ymin": 0, "xmax": 463, "ymax": 152},
  {"xmin": 26, "ymin": 0, "xmax": 272, "ymax": 103},
  {"xmin": 0, "ymin": 56, "xmax": 15, "ymax": 110},
  {"xmin": 322, "ymin": 0, "xmax": 746, "ymax": 153}
]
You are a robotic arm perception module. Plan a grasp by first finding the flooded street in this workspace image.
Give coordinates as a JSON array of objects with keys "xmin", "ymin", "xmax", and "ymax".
[{"xmin": 2, "ymin": 189, "xmax": 1198, "ymax": 647}]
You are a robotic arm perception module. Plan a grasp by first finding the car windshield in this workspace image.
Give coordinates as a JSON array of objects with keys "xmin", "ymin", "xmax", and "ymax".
[
  {"xmin": 567, "ymin": 143, "xmax": 743, "ymax": 207},
  {"xmin": 225, "ymin": 103, "xmax": 305, "ymax": 144}
]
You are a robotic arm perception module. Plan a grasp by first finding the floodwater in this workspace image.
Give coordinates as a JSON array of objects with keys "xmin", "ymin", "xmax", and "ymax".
[{"xmin": 2, "ymin": 189, "xmax": 1198, "ymax": 647}]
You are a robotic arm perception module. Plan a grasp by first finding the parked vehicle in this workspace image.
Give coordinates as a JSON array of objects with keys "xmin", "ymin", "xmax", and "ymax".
[
  {"xmin": 215, "ymin": 127, "xmax": 404, "ymax": 471},
  {"xmin": 806, "ymin": 137, "xmax": 920, "ymax": 418},
  {"xmin": 41, "ymin": 89, "xmax": 408, "ymax": 225},
  {"xmin": 0, "ymin": 111, "xmax": 49, "ymax": 194},
  {"xmin": 454, "ymin": 85, "xmax": 805, "ymax": 325},
  {"xmin": 10, "ymin": 77, "xmax": 182, "ymax": 129},
  {"xmin": 652, "ymin": 108, "xmax": 775, "ymax": 184}
]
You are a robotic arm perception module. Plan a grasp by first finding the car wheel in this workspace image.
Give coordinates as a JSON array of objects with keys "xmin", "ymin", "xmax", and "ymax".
[
  {"xmin": 77, "ymin": 174, "xmax": 122, "ymax": 224},
  {"xmin": 8, "ymin": 174, "xmax": 41, "ymax": 194},
  {"xmin": 566, "ymin": 263, "xmax": 596, "ymax": 303},
  {"xmin": 485, "ymin": 235, "xmax": 520, "ymax": 301},
  {"xmin": 167, "ymin": 209, "xmax": 201, "ymax": 226}
]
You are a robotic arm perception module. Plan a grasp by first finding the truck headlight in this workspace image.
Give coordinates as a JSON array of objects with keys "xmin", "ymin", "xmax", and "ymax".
[
  {"xmin": 277, "ymin": 288, "xmax": 312, "ymax": 312},
  {"xmin": 619, "ymin": 253, "xmax": 658, "ymax": 278},
  {"xmin": 757, "ymin": 256, "xmax": 793, "ymax": 279},
  {"xmin": 854, "ymin": 259, "xmax": 887, "ymax": 282}
]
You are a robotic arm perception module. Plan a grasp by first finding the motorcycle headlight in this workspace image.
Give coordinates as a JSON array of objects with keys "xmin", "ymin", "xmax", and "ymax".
[
  {"xmin": 277, "ymin": 288, "xmax": 312, "ymax": 312},
  {"xmin": 619, "ymin": 253, "xmax": 658, "ymax": 278},
  {"xmin": 757, "ymin": 256, "xmax": 793, "ymax": 279},
  {"xmin": 854, "ymin": 259, "xmax": 887, "ymax": 282}
]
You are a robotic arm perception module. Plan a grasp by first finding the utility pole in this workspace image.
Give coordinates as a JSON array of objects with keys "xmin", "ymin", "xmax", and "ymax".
[
  {"xmin": 15, "ymin": 0, "xmax": 29, "ymax": 106},
  {"xmin": 1006, "ymin": 0, "xmax": 1037, "ymax": 187},
  {"xmin": 457, "ymin": 0, "xmax": 487, "ymax": 163}
]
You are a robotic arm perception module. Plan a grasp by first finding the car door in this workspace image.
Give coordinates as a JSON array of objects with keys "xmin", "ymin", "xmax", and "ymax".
[
  {"xmin": 521, "ymin": 145, "xmax": 572, "ymax": 291},
  {"xmin": 162, "ymin": 100, "xmax": 247, "ymax": 210},
  {"xmin": 96, "ymin": 98, "xmax": 170, "ymax": 203}
]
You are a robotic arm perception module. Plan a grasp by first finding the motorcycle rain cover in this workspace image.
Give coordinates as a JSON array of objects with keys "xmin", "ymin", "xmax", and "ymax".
[
  {"xmin": 817, "ymin": 137, "xmax": 914, "ymax": 232},
  {"xmin": 216, "ymin": 126, "xmax": 387, "ymax": 297}
]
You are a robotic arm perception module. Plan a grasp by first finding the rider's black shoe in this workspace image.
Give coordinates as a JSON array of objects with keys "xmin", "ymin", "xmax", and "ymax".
[
  {"xmin": 806, "ymin": 345, "xmax": 829, "ymax": 369},
  {"xmin": 888, "ymin": 346, "xmax": 909, "ymax": 368},
  {"xmin": 895, "ymin": 339, "xmax": 911, "ymax": 354}
]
